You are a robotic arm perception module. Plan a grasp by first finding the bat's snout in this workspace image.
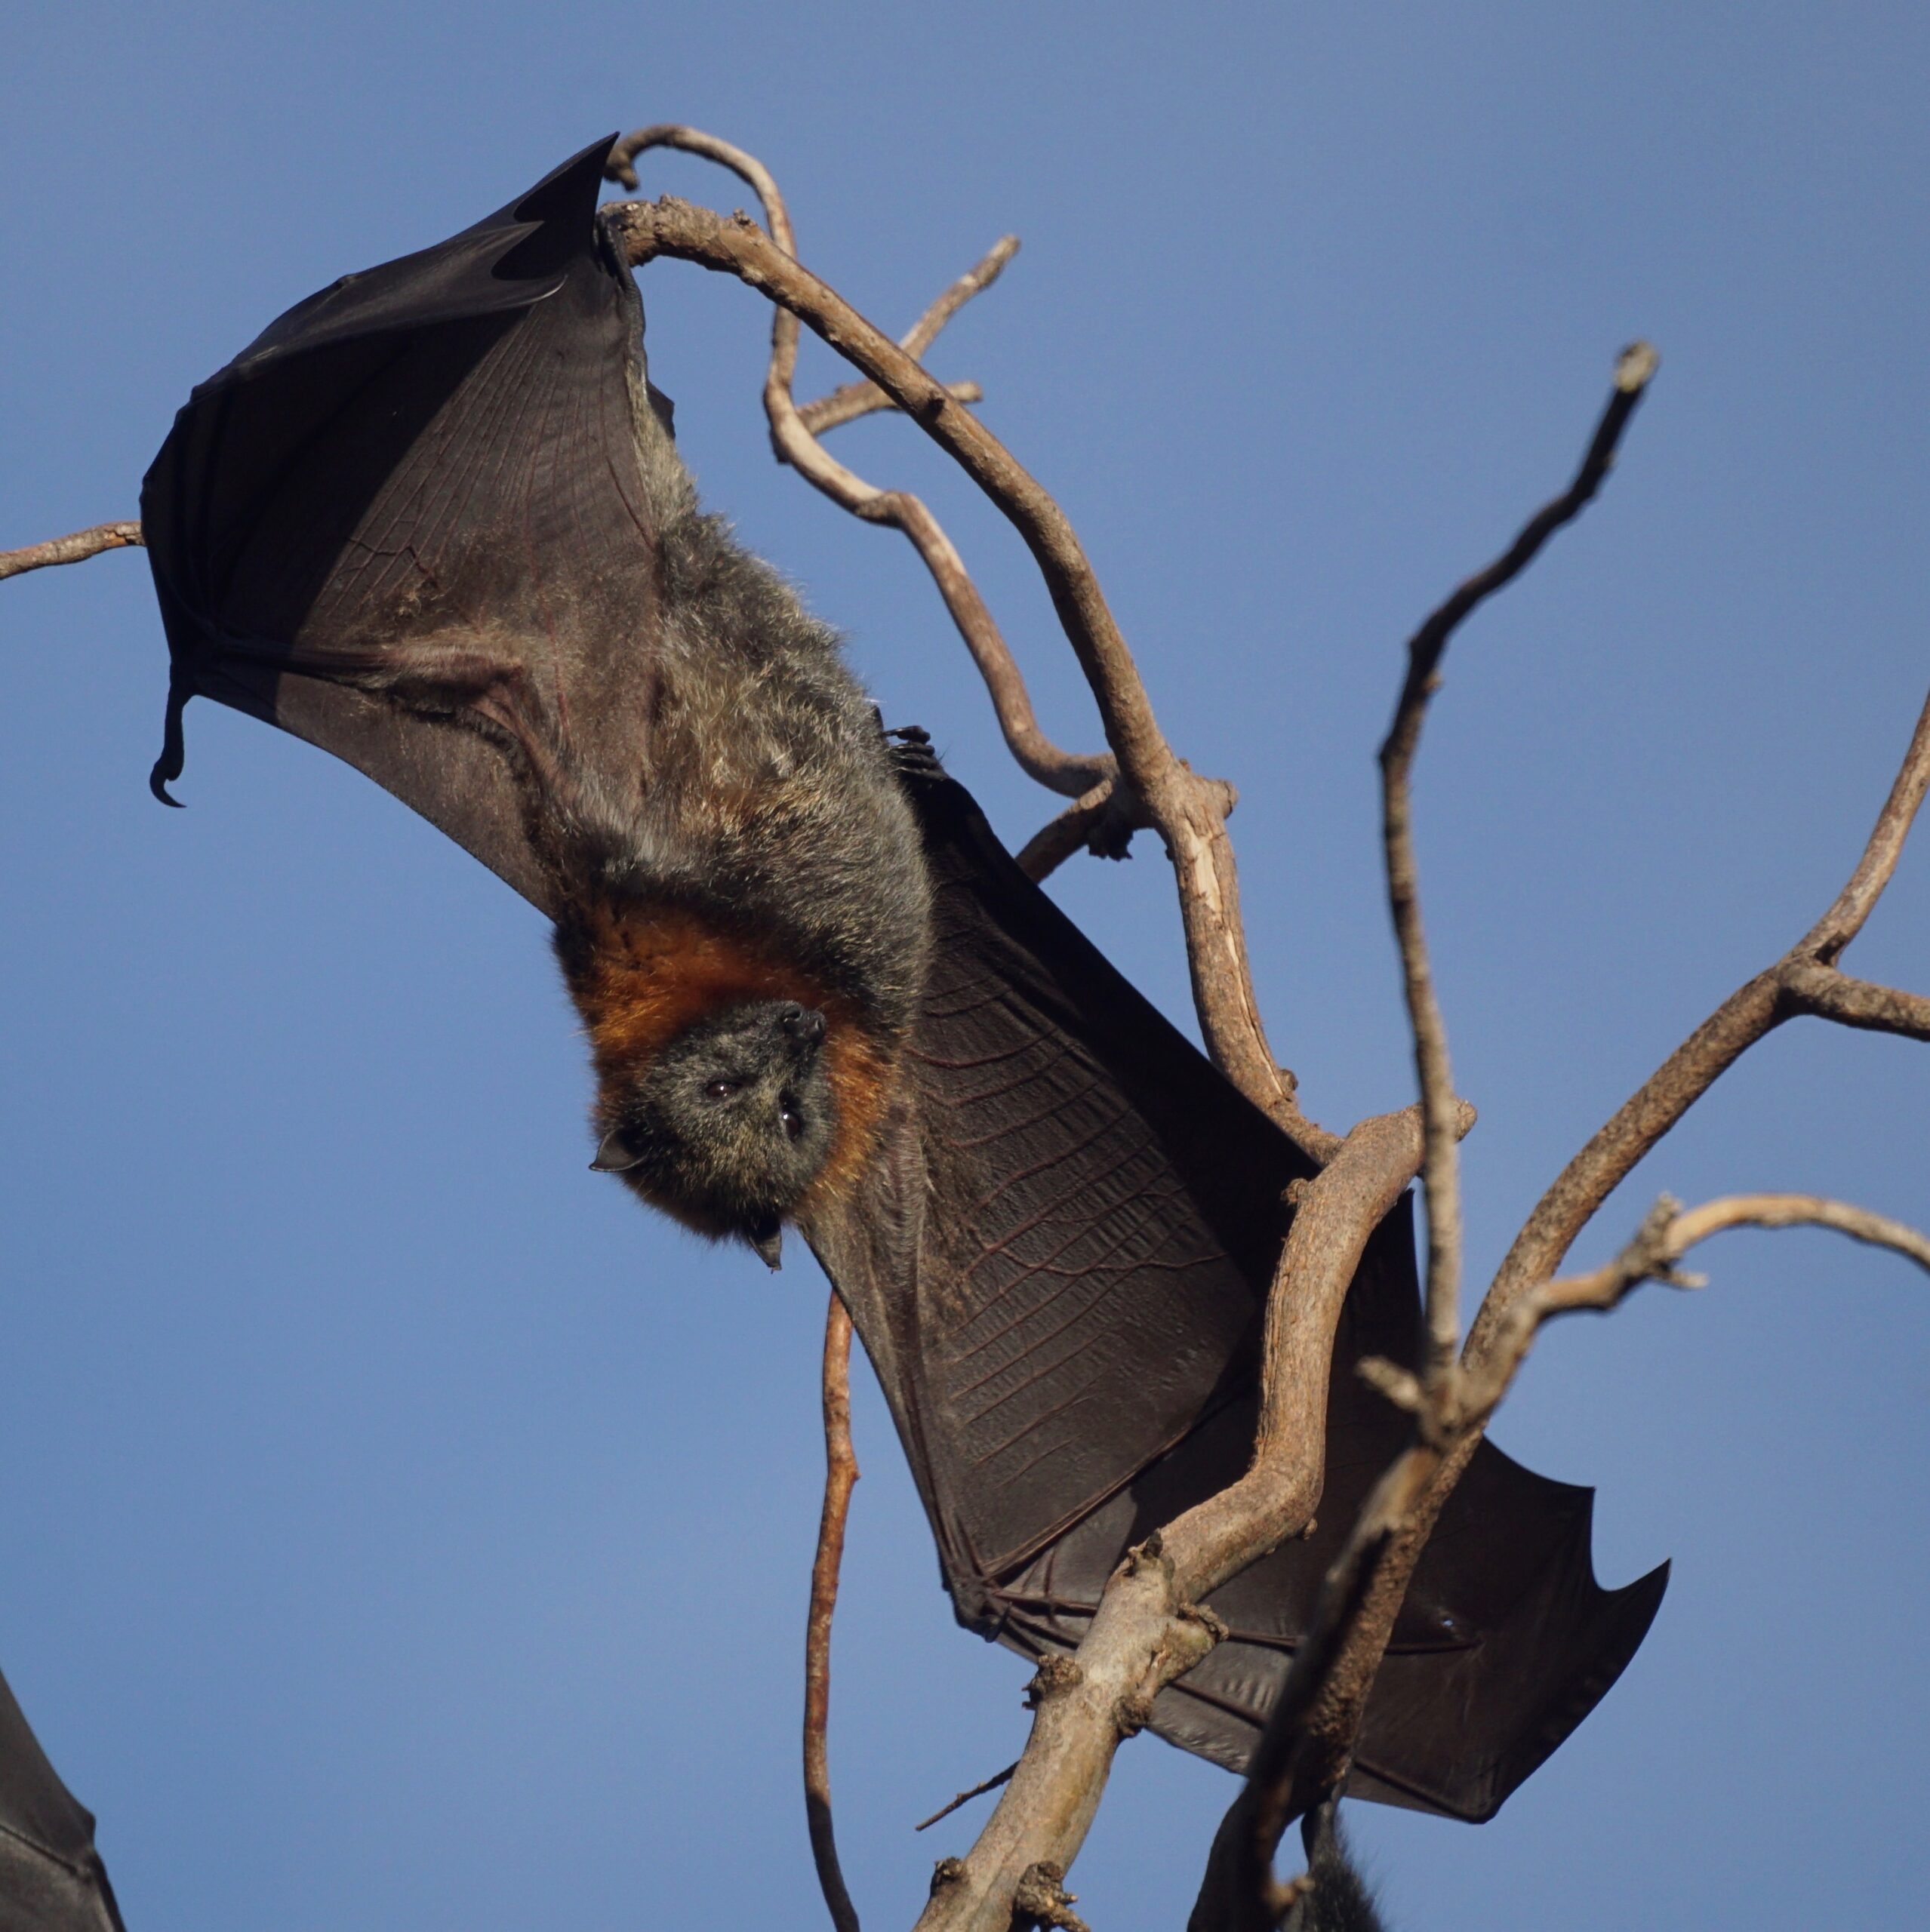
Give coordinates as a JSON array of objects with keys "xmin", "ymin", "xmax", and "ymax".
[{"xmin": 778, "ymin": 1002, "xmax": 826, "ymax": 1047}]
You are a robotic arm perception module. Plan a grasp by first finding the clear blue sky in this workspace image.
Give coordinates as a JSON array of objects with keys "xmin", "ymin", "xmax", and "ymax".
[{"xmin": 2, "ymin": 5, "xmax": 1926, "ymax": 1927}]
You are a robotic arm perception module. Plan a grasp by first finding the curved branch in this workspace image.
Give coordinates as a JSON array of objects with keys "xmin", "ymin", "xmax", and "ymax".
[
  {"xmin": 913, "ymin": 1103, "xmax": 1438, "ymax": 1932},
  {"xmin": 607, "ymin": 136, "xmax": 1107, "ymax": 801},
  {"xmin": 0, "ymin": 521, "xmax": 143, "ymax": 582},
  {"xmin": 805, "ymin": 1293, "xmax": 862, "ymax": 1932},
  {"xmin": 605, "ymin": 192, "xmax": 1325, "ymax": 1153},
  {"xmin": 1379, "ymin": 342, "xmax": 1658, "ymax": 1380},
  {"xmin": 1663, "ymin": 1192, "xmax": 1930, "ymax": 1272},
  {"xmin": 1799, "ymin": 678, "xmax": 1930, "ymax": 960},
  {"xmin": 1014, "ymin": 774, "xmax": 1179, "ymax": 884}
]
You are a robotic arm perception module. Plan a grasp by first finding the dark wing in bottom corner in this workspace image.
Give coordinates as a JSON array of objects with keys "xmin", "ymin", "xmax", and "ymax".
[
  {"xmin": 806, "ymin": 768, "xmax": 1667, "ymax": 1823},
  {"xmin": 0, "ymin": 1666, "xmax": 124, "ymax": 1932}
]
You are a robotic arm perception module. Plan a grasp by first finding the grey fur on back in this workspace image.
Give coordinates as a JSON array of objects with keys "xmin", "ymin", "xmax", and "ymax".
[{"xmin": 562, "ymin": 214, "xmax": 931, "ymax": 1041}]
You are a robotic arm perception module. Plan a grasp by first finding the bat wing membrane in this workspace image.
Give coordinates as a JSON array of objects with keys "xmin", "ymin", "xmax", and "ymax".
[
  {"xmin": 140, "ymin": 137, "xmax": 665, "ymax": 918},
  {"xmin": 809, "ymin": 768, "xmax": 1667, "ymax": 1822},
  {"xmin": 0, "ymin": 1667, "xmax": 123, "ymax": 1932}
]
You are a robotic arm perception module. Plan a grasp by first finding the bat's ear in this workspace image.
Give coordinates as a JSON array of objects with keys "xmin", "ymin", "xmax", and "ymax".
[
  {"xmin": 747, "ymin": 1218, "xmax": 783, "ymax": 1271},
  {"xmin": 589, "ymin": 1127, "xmax": 646, "ymax": 1174}
]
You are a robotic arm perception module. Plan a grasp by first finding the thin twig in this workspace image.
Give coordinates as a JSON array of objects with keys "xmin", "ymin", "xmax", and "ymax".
[
  {"xmin": 1780, "ymin": 961, "xmax": 1930, "ymax": 1041},
  {"xmin": 0, "ymin": 521, "xmax": 143, "ymax": 582},
  {"xmin": 915, "ymin": 1763, "xmax": 1018, "ymax": 1832},
  {"xmin": 1467, "ymin": 1189, "xmax": 1930, "ymax": 1420},
  {"xmin": 605, "ymin": 189, "xmax": 1332, "ymax": 1157},
  {"xmin": 1798, "ymin": 675, "xmax": 1930, "ymax": 960},
  {"xmin": 1378, "ymin": 343, "xmax": 1658, "ymax": 1383},
  {"xmin": 805, "ymin": 1292, "xmax": 862, "ymax": 1932},
  {"xmin": 802, "ymin": 377, "xmax": 984, "ymax": 437},
  {"xmin": 900, "ymin": 235, "xmax": 1022, "ymax": 360},
  {"xmin": 799, "ymin": 232, "xmax": 1019, "ymax": 435}
]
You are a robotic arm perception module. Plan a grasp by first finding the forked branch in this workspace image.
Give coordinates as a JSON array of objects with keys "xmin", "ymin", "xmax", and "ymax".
[
  {"xmin": 1202, "ymin": 1184, "xmax": 1930, "ymax": 1929},
  {"xmin": 799, "ymin": 233, "xmax": 1019, "ymax": 435},
  {"xmin": 1206, "ymin": 369, "xmax": 1930, "ymax": 1927},
  {"xmin": 1189, "ymin": 350, "xmax": 1665, "ymax": 1927},
  {"xmin": 606, "ymin": 131, "xmax": 1110, "ymax": 804},
  {"xmin": 1381, "ymin": 342, "xmax": 1658, "ymax": 1381}
]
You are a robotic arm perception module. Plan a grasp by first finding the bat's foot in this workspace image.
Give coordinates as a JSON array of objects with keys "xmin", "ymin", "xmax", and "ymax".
[{"xmin": 886, "ymin": 724, "xmax": 944, "ymax": 786}]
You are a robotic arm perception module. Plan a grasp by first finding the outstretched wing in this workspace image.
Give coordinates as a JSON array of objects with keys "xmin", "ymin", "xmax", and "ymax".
[
  {"xmin": 140, "ymin": 136, "xmax": 668, "ymax": 919},
  {"xmin": 0, "ymin": 1665, "xmax": 124, "ymax": 1932},
  {"xmin": 807, "ymin": 768, "xmax": 1667, "ymax": 1822}
]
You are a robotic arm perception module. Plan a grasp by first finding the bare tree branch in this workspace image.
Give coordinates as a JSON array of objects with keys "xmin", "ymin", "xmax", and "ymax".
[
  {"xmin": 1379, "ymin": 342, "xmax": 1659, "ymax": 1381},
  {"xmin": 1202, "ymin": 657, "xmax": 1928, "ymax": 1924},
  {"xmin": 604, "ymin": 188, "xmax": 1332, "ymax": 1157},
  {"xmin": 897, "ymin": 235, "xmax": 1023, "ymax": 361},
  {"xmin": 1190, "ymin": 1454, "xmax": 1432, "ymax": 1932},
  {"xmin": 805, "ymin": 1292, "xmax": 862, "ymax": 1932},
  {"xmin": 799, "ymin": 233, "xmax": 1019, "ymax": 435},
  {"xmin": 1780, "ymin": 961, "xmax": 1930, "ymax": 1041},
  {"xmin": 1186, "ymin": 350, "xmax": 1668, "ymax": 1927},
  {"xmin": 1203, "ymin": 437, "xmax": 1929, "ymax": 1931},
  {"xmin": 1553, "ymin": 1189, "xmax": 1930, "ymax": 1298},
  {"xmin": 1014, "ymin": 775, "xmax": 1166, "ymax": 884},
  {"xmin": 1799, "ymin": 681, "xmax": 1930, "ymax": 961},
  {"xmin": 0, "ymin": 521, "xmax": 143, "ymax": 582},
  {"xmin": 1162, "ymin": 1107, "xmax": 1442, "ymax": 1592},
  {"xmin": 909, "ymin": 1101, "xmax": 1449, "ymax": 1932},
  {"xmin": 606, "ymin": 137, "xmax": 1111, "ymax": 801},
  {"xmin": 915, "ymin": 1764, "xmax": 1018, "ymax": 1834},
  {"xmin": 1199, "ymin": 1179, "xmax": 1929, "ymax": 1931},
  {"xmin": 1661, "ymin": 1192, "xmax": 1930, "ymax": 1272},
  {"xmin": 800, "ymin": 377, "xmax": 985, "ymax": 438}
]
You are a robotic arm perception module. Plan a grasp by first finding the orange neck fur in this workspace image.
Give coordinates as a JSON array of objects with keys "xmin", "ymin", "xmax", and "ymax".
[{"xmin": 564, "ymin": 900, "xmax": 891, "ymax": 1210}]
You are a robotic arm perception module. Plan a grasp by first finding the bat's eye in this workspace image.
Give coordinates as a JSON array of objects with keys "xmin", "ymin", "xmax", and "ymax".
[
  {"xmin": 706, "ymin": 1079, "xmax": 740, "ymax": 1101},
  {"xmin": 780, "ymin": 1098, "xmax": 805, "ymax": 1142}
]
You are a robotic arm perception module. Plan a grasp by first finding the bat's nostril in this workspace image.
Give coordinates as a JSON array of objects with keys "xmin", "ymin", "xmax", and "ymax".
[{"xmin": 780, "ymin": 1004, "xmax": 826, "ymax": 1044}]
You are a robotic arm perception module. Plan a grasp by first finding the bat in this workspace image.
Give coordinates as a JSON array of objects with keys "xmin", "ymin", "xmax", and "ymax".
[
  {"xmin": 0, "ymin": 1664, "xmax": 123, "ymax": 1932},
  {"xmin": 115, "ymin": 131, "xmax": 1673, "ymax": 1850}
]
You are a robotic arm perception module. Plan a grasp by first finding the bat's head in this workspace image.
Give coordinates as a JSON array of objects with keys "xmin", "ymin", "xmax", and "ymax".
[{"xmin": 589, "ymin": 998, "xmax": 837, "ymax": 1266}]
